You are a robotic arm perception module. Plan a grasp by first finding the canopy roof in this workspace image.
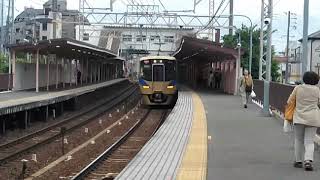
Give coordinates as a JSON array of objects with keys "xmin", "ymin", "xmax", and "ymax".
[
  {"xmin": 173, "ymin": 36, "xmax": 242, "ymax": 62},
  {"xmin": 7, "ymin": 38, "xmax": 118, "ymax": 60}
]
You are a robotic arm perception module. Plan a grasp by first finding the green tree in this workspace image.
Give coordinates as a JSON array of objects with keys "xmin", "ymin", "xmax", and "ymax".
[
  {"xmin": 0, "ymin": 53, "xmax": 8, "ymax": 73},
  {"xmin": 222, "ymin": 25, "xmax": 281, "ymax": 82}
]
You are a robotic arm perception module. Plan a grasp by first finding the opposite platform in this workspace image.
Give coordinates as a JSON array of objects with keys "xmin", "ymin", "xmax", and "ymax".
[
  {"xmin": 116, "ymin": 91, "xmax": 207, "ymax": 180},
  {"xmin": 0, "ymin": 78, "xmax": 126, "ymax": 115}
]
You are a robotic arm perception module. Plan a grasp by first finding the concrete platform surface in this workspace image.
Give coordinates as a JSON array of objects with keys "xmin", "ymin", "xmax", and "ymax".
[
  {"xmin": 200, "ymin": 90, "xmax": 320, "ymax": 180},
  {"xmin": 116, "ymin": 91, "xmax": 194, "ymax": 180},
  {"xmin": 0, "ymin": 79, "xmax": 126, "ymax": 115}
]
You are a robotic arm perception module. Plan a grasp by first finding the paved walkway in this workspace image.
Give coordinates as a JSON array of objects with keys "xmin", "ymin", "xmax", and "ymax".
[
  {"xmin": 199, "ymin": 90, "xmax": 320, "ymax": 180},
  {"xmin": 116, "ymin": 91, "xmax": 195, "ymax": 180},
  {"xmin": 0, "ymin": 79, "xmax": 126, "ymax": 115}
]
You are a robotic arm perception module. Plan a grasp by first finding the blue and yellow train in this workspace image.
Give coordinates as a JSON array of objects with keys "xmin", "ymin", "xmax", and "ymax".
[{"xmin": 138, "ymin": 56, "xmax": 178, "ymax": 106}]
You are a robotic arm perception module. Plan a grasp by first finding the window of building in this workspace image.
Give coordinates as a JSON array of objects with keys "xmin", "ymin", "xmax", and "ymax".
[
  {"xmin": 122, "ymin": 34, "xmax": 132, "ymax": 42},
  {"xmin": 42, "ymin": 23, "xmax": 47, "ymax": 31},
  {"xmin": 16, "ymin": 39, "xmax": 20, "ymax": 44},
  {"xmin": 42, "ymin": 36, "xmax": 47, "ymax": 40},
  {"xmin": 164, "ymin": 36, "xmax": 174, "ymax": 43},
  {"xmin": 16, "ymin": 28, "xmax": 20, "ymax": 33},
  {"xmin": 136, "ymin": 35, "xmax": 147, "ymax": 42},
  {"xmin": 150, "ymin": 35, "xmax": 160, "ymax": 42},
  {"xmin": 83, "ymin": 33, "xmax": 89, "ymax": 41},
  {"xmin": 44, "ymin": 8, "xmax": 51, "ymax": 15}
]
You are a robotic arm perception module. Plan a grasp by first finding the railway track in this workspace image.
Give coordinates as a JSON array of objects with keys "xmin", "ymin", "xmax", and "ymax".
[
  {"xmin": 71, "ymin": 109, "xmax": 168, "ymax": 180},
  {"xmin": 0, "ymin": 84, "xmax": 139, "ymax": 165}
]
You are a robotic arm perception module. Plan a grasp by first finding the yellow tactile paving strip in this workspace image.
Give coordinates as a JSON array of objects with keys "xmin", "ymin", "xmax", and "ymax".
[{"xmin": 176, "ymin": 92, "xmax": 207, "ymax": 180}]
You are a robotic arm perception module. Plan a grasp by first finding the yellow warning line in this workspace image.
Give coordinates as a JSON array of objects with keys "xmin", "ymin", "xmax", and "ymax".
[{"xmin": 176, "ymin": 92, "xmax": 207, "ymax": 180}]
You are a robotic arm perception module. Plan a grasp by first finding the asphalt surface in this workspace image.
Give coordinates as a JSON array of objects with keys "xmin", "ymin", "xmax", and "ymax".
[{"xmin": 199, "ymin": 90, "xmax": 320, "ymax": 180}]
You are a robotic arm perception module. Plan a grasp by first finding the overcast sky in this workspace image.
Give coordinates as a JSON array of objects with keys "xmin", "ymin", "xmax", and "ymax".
[{"xmin": 14, "ymin": 0, "xmax": 320, "ymax": 52}]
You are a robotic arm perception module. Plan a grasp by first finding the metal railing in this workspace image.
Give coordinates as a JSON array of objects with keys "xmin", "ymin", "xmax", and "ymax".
[
  {"xmin": 253, "ymin": 80, "xmax": 295, "ymax": 113},
  {"xmin": 253, "ymin": 80, "xmax": 320, "ymax": 135}
]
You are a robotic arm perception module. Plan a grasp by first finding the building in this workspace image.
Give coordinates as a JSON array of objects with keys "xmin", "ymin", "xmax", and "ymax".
[
  {"xmin": 296, "ymin": 30, "xmax": 320, "ymax": 77},
  {"xmin": 12, "ymin": 0, "xmax": 88, "ymax": 44},
  {"xmin": 76, "ymin": 25, "xmax": 195, "ymax": 78}
]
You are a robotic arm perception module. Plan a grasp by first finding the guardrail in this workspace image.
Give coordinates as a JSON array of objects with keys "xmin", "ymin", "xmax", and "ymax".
[
  {"xmin": 0, "ymin": 73, "xmax": 12, "ymax": 91},
  {"xmin": 253, "ymin": 80, "xmax": 320, "ymax": 135},
  {"xmin": 253, "ymin": 80, "xmax": 295, "ymax": 113}
]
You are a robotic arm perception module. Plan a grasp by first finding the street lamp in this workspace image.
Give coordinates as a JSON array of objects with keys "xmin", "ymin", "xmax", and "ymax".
[{"xmin": 232, "ymin": 14, "xmax": 253, "ymax": 74}]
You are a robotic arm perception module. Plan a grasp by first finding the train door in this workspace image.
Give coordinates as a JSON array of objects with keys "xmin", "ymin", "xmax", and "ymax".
[{"xmin": 152, "ymin": 64, "xmax": 165, "ymax": 82}]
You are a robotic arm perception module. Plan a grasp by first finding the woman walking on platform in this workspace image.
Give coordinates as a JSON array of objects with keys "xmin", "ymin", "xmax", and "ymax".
[
  {"xmin": 239, "ymin": 70, "xmax": 253, "ymax": 108},
  {"xmin": 287, "ymin": 71, "xmax": 320, "ymax": 171}
]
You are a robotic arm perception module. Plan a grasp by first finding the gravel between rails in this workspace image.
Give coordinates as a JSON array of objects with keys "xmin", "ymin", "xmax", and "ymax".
[
  {"xmin": 0, "ymin": 91, "xmax": 141, "ymax": 180},
  {"xmin": 84, "ymin": 110, "xmax": 169, "ymax": 180},
  {"xmin": 32, "ymin": 108, "xmax": 148, "ymax": 180}
]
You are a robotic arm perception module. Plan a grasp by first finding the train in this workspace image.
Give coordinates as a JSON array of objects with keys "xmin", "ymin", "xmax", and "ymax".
[{"xmin": 138, "ymin": 56, "xmax": 178, "ymax": 107}]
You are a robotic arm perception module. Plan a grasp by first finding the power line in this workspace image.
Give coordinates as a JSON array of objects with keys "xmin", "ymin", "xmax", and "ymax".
[
  {"xmin": 217, "ymin": 0, "xmax": 230, "ymax": 17},
  {"xmin": 157, "ymin": 0, "xmax": 167, "ymax": 11},
  {"xmin": 195, "ymin": 0, "xmax": 226, "ymax": 34}
]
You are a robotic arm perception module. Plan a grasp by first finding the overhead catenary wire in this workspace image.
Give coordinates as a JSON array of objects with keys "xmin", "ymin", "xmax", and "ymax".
[
  {"xmin": 194, "ymin": 0, "xmax": 226, "ymax": 35},
  {"xmin": 157, "ymin": 0, "xmax": 167, "ymax": 12}
]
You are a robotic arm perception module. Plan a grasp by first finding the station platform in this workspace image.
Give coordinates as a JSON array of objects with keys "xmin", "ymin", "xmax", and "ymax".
[
  {"xmin": 116, "ymin": 90, "xmax": 207, "ymax": 180},
  {"xmin": 0, "ymin": 78, "xmax": 126, "ymax": 116},
  {"xmin": 117, "ymin": 89, "xmax": 320, "ymax": 180}
]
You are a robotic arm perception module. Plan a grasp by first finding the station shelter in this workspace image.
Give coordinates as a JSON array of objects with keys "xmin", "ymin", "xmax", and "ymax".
[
  {"xmin": 174, "ymin": 36, "xmax": 243, "ymax": 95},
  {"xmin": 6, "ymin": 38, "xmax": 124, "ymax": 92}
]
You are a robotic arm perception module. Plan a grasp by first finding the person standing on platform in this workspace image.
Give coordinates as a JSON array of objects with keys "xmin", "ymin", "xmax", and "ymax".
[
  {"xmin": 287, "ymin": 71, "xmax": 320, "ymax": 171},
  {"xmin": 77, "ymin": 70, "xmax": 82, "ymax": 84},
  {"xmin": 214, "ymin": 69, "xmax": 222, "ymax": 89},
  {"xmin": 208, "ymin": 71, "xmax": 214, "ymax": 88},
  {"xmin": 239, "ymin": 70, "xmax": 253, "ymax": 108}
]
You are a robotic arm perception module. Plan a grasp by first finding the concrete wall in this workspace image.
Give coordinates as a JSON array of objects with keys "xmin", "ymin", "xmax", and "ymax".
[
  {"xmin": 62, "ymin": 16, "xmax": 77, "ymax": 39},
  {"xmin": 14, "ymin": 61, "xmax": 77, "ymax": 91}
]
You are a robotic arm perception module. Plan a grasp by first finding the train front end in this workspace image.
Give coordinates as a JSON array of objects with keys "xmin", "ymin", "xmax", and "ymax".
[{"xmin": 139, "ymin": 56, "xmax": 178, "ymax": 106}]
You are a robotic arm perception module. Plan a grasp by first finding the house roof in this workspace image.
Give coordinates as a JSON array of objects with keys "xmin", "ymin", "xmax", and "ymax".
[
  {"xmin": 15, "ymin": 8, "xmax": 43, "ymax": 22},
  {"xmin": 298, "ymin": 30, "xmax": 320, "ymax": 42},
  {"xmin": 15, "ymin": 8, "xmax": 89, "ymax": 24}
]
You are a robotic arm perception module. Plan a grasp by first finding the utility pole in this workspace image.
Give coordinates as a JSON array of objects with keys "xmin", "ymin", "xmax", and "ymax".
[
  {"xmin": 285, "ymin": 11, "xmax": 291, "ymax": 84},
  {"xmin": 260, "ymin": 0, "xmax": 273, "ymax": 115},
  {"xmin": 259, "ymin": 0, "xmax": 264, "ymax": 80},
  {"xmin": 301, "ymin": 0, "xmax": 309, "ymax": 75},
  {"xmin": 209, "ymin": 0, "xmax": 214, "ymax": 41},
  {"xmin": 229, "ymin": 0, "xmax": 234, "ymax": 35},
  {"xmin": 1, "ymin": 0, "xmax": 4, "ymax": 53},
  {"xmin": 11, "ymin": 0, "xmax": 14, "ymax": 44}
]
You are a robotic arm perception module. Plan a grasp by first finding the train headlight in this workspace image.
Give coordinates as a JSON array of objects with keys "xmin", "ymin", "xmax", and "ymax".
[
  {"xmin": 167, "ymin": 85, "xmax": 174, "ymax": 89},
  {"xmin": 143, "ymin": 85, "xmax": 150, "ymax": 89}
]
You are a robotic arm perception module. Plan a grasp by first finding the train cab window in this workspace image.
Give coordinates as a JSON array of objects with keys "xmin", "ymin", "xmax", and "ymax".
[
  {"xmin": 140, "ymin": 61, "xmax": 152, "ymax": 81},
  {"xmin": 165, "ymin": 61, "xmax": 176, "ymax": 81}
]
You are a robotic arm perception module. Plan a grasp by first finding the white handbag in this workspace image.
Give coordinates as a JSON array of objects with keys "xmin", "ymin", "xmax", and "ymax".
[
  {"xmin": 283, "ymin": 120, "xmax": 293, "ymax": 133},
  {"xmin": 250, "ymin": 91, "xmax": 256, "ymax": 98}
]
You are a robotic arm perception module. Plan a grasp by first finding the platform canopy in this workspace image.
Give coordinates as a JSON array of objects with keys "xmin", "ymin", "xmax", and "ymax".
[
  {"xmin": 173, "ymin": 36, "xmax": 242, "ymax": 62},
  {"xmin": 6, "ymin": 38, "xmax": 118, "ymax": 60}
]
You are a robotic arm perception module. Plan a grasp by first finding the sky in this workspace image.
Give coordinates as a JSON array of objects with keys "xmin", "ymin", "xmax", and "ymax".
[{"xmin": 13, "ymin": 0, "xmax": 320, "ymax": 52}]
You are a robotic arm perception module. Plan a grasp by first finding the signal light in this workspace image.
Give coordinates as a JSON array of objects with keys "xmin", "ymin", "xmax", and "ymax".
[
  {"xmin": 167, "ymin": 85, "xmax": 174, "ymax": 89},
  {"xmin": 143, "ymin": 85, "xmax": 150, "ymax": 89}
]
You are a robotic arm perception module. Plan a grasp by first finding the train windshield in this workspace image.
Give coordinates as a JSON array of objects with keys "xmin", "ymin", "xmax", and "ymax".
[
  {"xmin": 140, "ymin": 59, "xmax": 176, "ymax": 81},
  {"xmin": 164, "ymin": 61, "xmax": 176, "ymax": 81},
  {"xmin": 140, "ymin": 61, "xmax": 152, "ymax": 81}
]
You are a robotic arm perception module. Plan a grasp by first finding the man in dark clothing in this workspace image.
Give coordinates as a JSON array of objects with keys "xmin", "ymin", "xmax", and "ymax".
[
  {"xmin": 77, "ymin": 70, "xmax": 82, "ymax": 84},
  {"xmin": 214, "ymin": 69, "xmax": 221, "ymax": 89}
]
